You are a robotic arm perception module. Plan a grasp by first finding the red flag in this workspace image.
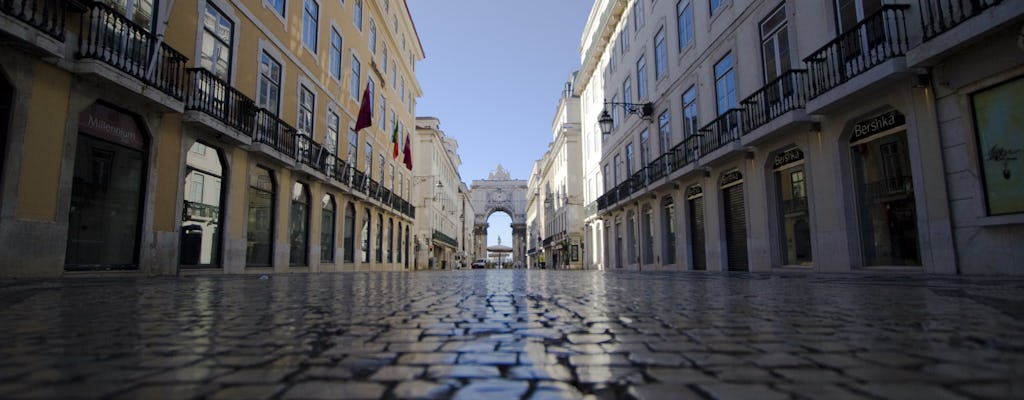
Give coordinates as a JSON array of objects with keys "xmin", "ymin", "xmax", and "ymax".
[
  {"xmin": 391, "ymin": 123, "xmax": 400, "ymax": 159},
  {"xmin": 402, "ymin": 132, "xmax": 412, "ymax": 170},
  {"xmin": 354, "ymin": 85, "xmax": 372, "ymax": 132}
]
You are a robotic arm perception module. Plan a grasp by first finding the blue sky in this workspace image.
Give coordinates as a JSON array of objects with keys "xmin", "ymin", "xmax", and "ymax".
[{"xmin": 407, "ymin": 0, "xmax": 594, "ymax": 246}]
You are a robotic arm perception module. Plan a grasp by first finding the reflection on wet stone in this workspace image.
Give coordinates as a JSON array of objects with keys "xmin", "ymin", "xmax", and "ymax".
[{"xmin": 1, "ymin": 270, "xmax": 1023, "ymax": 399}]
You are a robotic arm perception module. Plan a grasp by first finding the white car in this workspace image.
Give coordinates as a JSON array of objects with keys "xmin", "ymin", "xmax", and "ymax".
[{"xmin": 471, "ymin": 259, "xmax": 487, "ymax": 269}]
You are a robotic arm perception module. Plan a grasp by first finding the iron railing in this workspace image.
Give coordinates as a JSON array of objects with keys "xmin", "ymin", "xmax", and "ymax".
[
  {"xmin": 804, "ymin": 5, "xmax": 911, "ymax": 99},
  {"xmin": 185, "ymin": 68, "xmax": 256, "ymax": 135},
  {"xmin": 919, "ymin": 0, "xmax": 1002, "ymax": 41},
  {"xmin": 699, "ymin": 109, "xmax": 744, "ymax": 156},
  {"xmin": 1, "ymin": 0, "xmax": 67, "ymax": 40},
  {"xmin": 741, "ymin": 69, "xmax": 809, "ymax": 133},
  {"xmin": 253, "ymin": 109, "xmax": 296, "ymax": 157},
  {"xmin": 367, "ymin": 179, "xmax": 380, "ymax": 199},
  {"xmin": 78, "ymin": 2, "xmax": 187, "ymax": 100}
]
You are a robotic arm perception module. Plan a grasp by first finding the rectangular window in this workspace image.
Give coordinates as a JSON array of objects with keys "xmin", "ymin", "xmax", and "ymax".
[
  {"xmin": 637, "ymin": 54, "xmax": 647, "ymax": 99},
  {"xmin": 347, "ymin": 128, "xmax": 358, "ymax": 166},
  {"xmin": 271, "ymin": 0, "xmax": 285, "ymax": 16},
  {"xmin": 658, "ymin": 110, "xmax": 671, "ymax": 153},
  {"xmin": 382, "ymin": 46, "xmax": 388, "ymax": 74},
  {"xmin": 603, "ymin": 163, "xmax": 610, "ymax": 192},
  {"xmin": 302, "ymin": 0, "xmax": 318, "ymax": 52},
  {"xmin": 619, "ymin": 28, "xmax": 629, "ymax": 55},
  {"xmin": 379, "ymin": 94, "xmax": 387, "ymax": 131},
  {"xmin": 623, "ymin": 77, "xmax": 632, "ymax": 107},
  {"xmin": 353, "ymin": 0, "xmax": 363, "ymax": 30},
  {"xmin": 677, "ymin": 1, "xmax": 693, "ymax": 50},
  {"xmin": 710, "ymin": 0, "xmax": 723, "ymax": 14},
  {"xmin": 326, "ymin": 111, "xmax": 339, "ymax": 155},
  {"xmin": 614, "ymin": 154, "xmax": 622, "ymax": 184},
  {"xmin": 682, "ymin": 85, "xmax": 698, "ymax": 137},
  {"xmin": 972, "ymin": 77, "xmax": 1024, "ymax": 215},
  {"xmin": 632, "ymin": 0, "xmax": 645, "ymax": 30},
  {"xmin": 364, "ymin": 142, "xmax": 373, "ymax": 175},
  {"xmin": 714, "ymin": 53, "xmax": 737, "ymax": 115},
  {"xmin": 378, "ymin": 154, "xmax": 385, "ymax": 182},
  {"xmin": 350, "ymin": 55, "xmax": 361, "ymax": 99},
  {"xmin": 298, "ymin": 85, "xmax": 315, "ymax": 137},
  {"xmin": 391, "ymin": 62, "xmax": 397, "ymax": 87},
  {"xmin": 611, "ymin": 94, "xmax": 620, "ymax": 130},
  {"xmin": 760, "ymin": 4, "xmax": 790, "ymax": 84},
  {"xmin": 640, "ymin": 129, "xmax": 650, "ymax": 167},
  {"xmin": 330, "ymin": 28, "xmax": 342, "ymax": 79},
  {"xmin": 201, "ymin": 3, "xmax": 233, "ymax": 81},
  {"xmin": 369, "ymin": 20, "xmax": 377, "ymax": 54},
  {"xmin": 400, "ymin": 77, "xmax": 406, "ymax": 99},
  {"xmin": 654, "ymin": 28, "xmax": 667, "ymax": 80},
  {"xmin": 625, "ymin": 142, "xmax": 635, "ymax": 176}
]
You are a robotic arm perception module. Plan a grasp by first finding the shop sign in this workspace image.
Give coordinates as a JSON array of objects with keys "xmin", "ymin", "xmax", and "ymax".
[
  {"xmin": 686, "ymin": 185, "xmax": 703, "ymax": 198},
  {"xmin": 772, "ymin": 148, "xmax": 805, "ymax": 170},
  {"xmin": 78, "ymin": 103, "xmax": 146, "ymax": 151},
  {"xmin": 851, "ymin": 110, "xmax": 905, "ymax": 144},
  {"xmin": 720, "ymin": 170, "xmax": 743, "ymax": 187}
]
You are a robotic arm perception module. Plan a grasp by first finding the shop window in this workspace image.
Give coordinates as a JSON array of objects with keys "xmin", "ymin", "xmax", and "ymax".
[
  {"xmin": 343, "ymin": 202, "xmax": 356, "ymax": 262},
  {"xmin": 641, "ymin": 205, "xmax": 654, "ymax": 265},
  {"xmin": 321, "ymin": 194, "xmax": 335, "ymax": 262},
  {"xmin": 361, "ymin": 208, "xmax": 370, "ymax": 262},
  {"xmin": 181, "ymin": 142, "xmax": 224, "ymax": 267},
  {"xmin": 773, "ymin": 148, "xmax": 812, "ymax": 266},
  {"xmin": 289, "ymin": 182, "xmax": 310, "ymax": 266},
  {"xmin": 387, "ymin": 218, "xmax": 394, "ymax": 263},
  {"xmin": 687, "ymin": 185, "xmax": 706, "ymax": 270},
  {"xmin": 971, "ymin": 77, "xmax": 1024, "ymax": 216},
  {"xmin": 662, "ymin": 197, "xmax": 676, "ymax": 265},
  {"xmin": 851, "ymin": 127, "xmax": 920, "ymax": 266},
  {"xmin": 375, "ymin": 213, "xmax": 383, "ymax": 262}
]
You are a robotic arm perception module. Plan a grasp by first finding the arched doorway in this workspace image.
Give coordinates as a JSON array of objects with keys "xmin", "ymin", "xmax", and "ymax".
[
  {"xmin": 180, "ymin": 141, "xmax": 226, "ymax": 268},
  {"xmin": 485, "ymin": 210, "xmax": 513, "ymax": 268},
  {"xmin": 470, "ymin": 165, "xmax": 528, "ymax": 267}
]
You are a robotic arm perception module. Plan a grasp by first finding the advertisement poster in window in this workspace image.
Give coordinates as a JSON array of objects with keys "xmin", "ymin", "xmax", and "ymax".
[{"xmin": 972, "ymin": 77, "xmax": 1024, "ymax": 215}]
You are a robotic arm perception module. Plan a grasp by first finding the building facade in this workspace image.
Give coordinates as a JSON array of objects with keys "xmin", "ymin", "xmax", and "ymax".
[
  {"xmin": 0, "ymin": 0, "xmax": 424, "ymax": 276},
  {"xmin": 579, "ymin": 0, "xmax": 1024, "ymax": 274},
  {"xmin": 527, "ymin": 74, "xmax": 585, "ymax": 269},
  {"xmin": 412, "ymin": 117, "xmax": 468, "ymax": 270}
]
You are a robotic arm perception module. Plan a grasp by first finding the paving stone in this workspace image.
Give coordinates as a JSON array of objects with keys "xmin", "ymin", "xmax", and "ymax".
[
  {"xmin": 855, "ymin": 351, "xmax": 931, "ymax": 368},
  {"xmin": 776, "ymin": 383, "xmax": 874, "ymax": 400},
  {"xmin": 396, "ymin": 352, "xmax": 457, "ymax": 365},
  {"xmin": 954, "ymin": 382, "xmax": 1024, "ymax": 399},
  {"xmin": 627, "ymin": 384, "xmax": 706, "ymax": 400},
  {"xmin": 566, "ymin": 333, "xmax": 612, "ymax": 344},
  {"xmin": 368, "ymin": 365, "xmax": 424, "ymax": 381},
  {"xmin": 281, "ymin": 382, "xmax": 386, "ymax": 400},
  {"xmin": 453, "ymin": 380, "xmax": 528, "ymax": 400},
  {"xmin": 528, "ymin": 381, "xmax": 585, "ymax": 400},
  {"xmin": 696, "ymin": 383, "xmax": 791, "ymax": 400},
  {"xmin": 111, "ymin": 383, "xmax": 215, "ymax": 400},
  {"xmin": 392, "ymin": 380, "xmax": 454, "ymax": 399},
  {"xmin": 509, "ymin": 365, "xmax": 573, "ymax": 381},
  {"xmin": 773, "ymin": 367, "xmax": 850, "ymax": 382},
  {"xmin": 568, "ymin": 353, "xmax": 631, "ymax": 367},
  {"xmin": 458, "ymin": 352, "xmax": 517, "ymax": 365},
  {"xmin": 857, "ymin": 383, "xmax": 972, "ymax": 400},
  {"xmin": 215, "ymin": 367, "xmax": 296, "ymax": 384},
  {"xmin": 427, "ymin": 365, "xmax": 501, "ymax": 379},
  {"xmin": 209, "ymin": 384, "xmax": 286, "ymax": 400},
  {"xmin": 387, "ymin": 342, "xmax": 444, "ymax": 353},
  {"xmin": 628, "ymin": 352, "xmax": 687, "ymax": 367},
  {"xmin": 301, "ymin": 366, "xmax": 355, "ymax": 380},
  {"xmin": 142, "ymin": 367, "xmax": 232, "ymax": 383},
  {"xmin": 646, "ymin": 367, "xmax": 718, "ymax": 384},
  {"xmin": 574, "ymin": 366, "xmax": 646, "ymax": 384}
]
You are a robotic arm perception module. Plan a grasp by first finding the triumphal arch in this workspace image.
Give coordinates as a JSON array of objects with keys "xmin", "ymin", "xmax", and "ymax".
[{"xmin": 470, "ymin": 165, "xmax": 528, "ymax": 267}]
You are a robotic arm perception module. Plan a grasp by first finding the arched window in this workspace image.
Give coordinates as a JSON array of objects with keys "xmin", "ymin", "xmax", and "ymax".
[
  {"xmin": 375, "ymin": 213, "xmax": 384, "ymax": 262},
  {"xmin": 404, "ymin": 225, "xmax": 410, "ymax": 269},
  {"xmin": 343, "ymin": 202, "xmax": 356, "ymax": 263},
  {"xmin": 289, "ymin": 182, "xmax": 310, "ymax": 266},
  {"xmin": 361, "ymin": 207, "xmax": 370, "ymax": 262},
  {"xmin": 641, "ymin": 205, "xmax": 654, "ymax": 265},
  {"xmin": 396, "ymin": 222, "xmax": 402, "ymax": 263},
  {"xmin": 246, "ymin": 166, "xmax": 275, "ymax": 266},
  {"xmin": 662, "ymin": 196, "xmax": 676, "ymax": 265},
  {"xmin": 181, "ymin": 142, "xmax": 225, "ymax": 267},
  {"xmin": 320, "ymin": 194, "xmax": 335, "ymax": 262},
  {"xmin": 387, "ymin": 218, "xmax": 394, "ymax": 263}
]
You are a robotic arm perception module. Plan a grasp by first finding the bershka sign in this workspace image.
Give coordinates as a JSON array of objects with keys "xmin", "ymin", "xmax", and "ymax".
[
  {"xmin": 78, "ymin": 103, "xmax": 145, "ymax": 151},
  {"xmin": 772, "ymin": 148, "xmax": 804, "ymax": 170},
  {"xmin": 851, "ymin": 110, "xmax": 905, "ymax": 144}
]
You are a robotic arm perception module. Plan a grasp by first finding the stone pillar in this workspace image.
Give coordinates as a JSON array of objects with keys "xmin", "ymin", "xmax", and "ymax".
[
  {"xmin": 512, "ymin": 223, "xmax": 526, "ymax": 268},
  {"xmin": 473, "ymin": 223, "xmax": 488, "ymax": 261}
]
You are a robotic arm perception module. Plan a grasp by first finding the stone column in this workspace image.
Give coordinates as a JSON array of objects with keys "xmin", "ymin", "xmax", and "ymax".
[
  {"xmin": 512, "ymin": 223, "xmax": 526, "ymax": 268},
  {"xmin": 473, "ymin": 223, "xmax": 488, "ymax": 261}
]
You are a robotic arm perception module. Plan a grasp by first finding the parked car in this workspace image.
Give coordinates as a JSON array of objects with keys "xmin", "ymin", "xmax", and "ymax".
[{"xmin": 471, "ymin": 259, "xmax": 487, "ymax": 269}]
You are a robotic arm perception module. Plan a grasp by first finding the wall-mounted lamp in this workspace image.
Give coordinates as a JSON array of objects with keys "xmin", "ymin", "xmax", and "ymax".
[{"xmin": 598, "ymin": 100, "xmax": 654, "ymax": 139}]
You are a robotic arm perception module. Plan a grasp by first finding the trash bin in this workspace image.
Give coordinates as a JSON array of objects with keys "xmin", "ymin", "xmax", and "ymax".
[{"xmin": 180, "ymin": 224, "xmax": 203, "ymax": 265}]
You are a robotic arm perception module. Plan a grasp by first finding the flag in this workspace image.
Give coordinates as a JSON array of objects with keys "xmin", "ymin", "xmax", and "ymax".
[
  {"xmin": 391, "ymin": 123, "xmax": 400, "ymax": 159},
  {"xmin": 402, "ymin": 131, "xmax": 412, "ymax": 170},
  {"xmin": 354, "ymin": 85, "xmax": 372, "ymax": 132}
]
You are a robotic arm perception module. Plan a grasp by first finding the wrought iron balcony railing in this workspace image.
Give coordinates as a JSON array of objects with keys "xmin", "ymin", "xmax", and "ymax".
[
  {"xmin": 741, "ymin": 69, "xmax": 810, "ymax": 133},
  {"xmin": 804, "ymin": 5, "xmax": 911, "ymax": 99},
  {"xmin": 253, "ymin": 109, "xmax": 296, "ymax": 158},
  {"xmin": 184, "ymin": 68, "xmax": 256, "ymax": 135},
  {"xmin": 1, "ymin": 0, "xmax": 67, "ymax": 40},
  {"xmin": 78, "ymin": 2, "xmax": 187, "ymax": 100},
  {"xmin": 919, "ymin": 0, "xmax": 1002, "ymax": 41},
  {"xmin": 699, "ymin": 109, "xmax": 744, "ymax": 156},
  {"xmin": 294, "ymin": 134, "xmax": 327, "ymax": 172}
]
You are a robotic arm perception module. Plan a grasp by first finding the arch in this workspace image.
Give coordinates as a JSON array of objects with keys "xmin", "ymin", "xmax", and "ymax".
[
  {"xmin": 320, "ymin": 193, "xmax": 336, "ymax": 263},
  {"xmin": 246, "ymin": 165, "xmax": 275, "ymax": 266},
  {"xmin": 470, "ymin": 166, "xmax": 528, "ymax": 267},
  {"xmin": 375, "ymin": 212, "xmax": 383, "ymax": 263},
  {"xmin": 343, "ymin": 201, "xmax": 356, "ymax": 263},
  {"xmin": 180, "ymin": 141, "xmax": 227, "ymax": 268},
  {"xmin": 289, "ymin": 181, "xmax": 310, "ymax": 266},
  {"xmin": 661, "ymin": 196, "xmax": 676, "ymax": 265}
]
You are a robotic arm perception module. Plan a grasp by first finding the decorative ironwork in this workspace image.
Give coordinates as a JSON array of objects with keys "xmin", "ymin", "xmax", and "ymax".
[
  {"xmin": 741, "ymin": 69, "xmax": 809, "ymax": 133},
  {"xmin": 1, "ymin": 0, "xmax": 67, "ymax": 40},
  {"xmin": 185, "ymin": 68, "xmax": 256, "ymax": 135},
  {"xmin": 699, "ymin": 109, "xmax": 744, "ymax": 156},
  {"xmin": 253, "ymin": 109, "xmax": 296, "ymax": 157},
  {"xmin": 919, "ymin": 0, "xmax": 1002, "ymax": 41}
]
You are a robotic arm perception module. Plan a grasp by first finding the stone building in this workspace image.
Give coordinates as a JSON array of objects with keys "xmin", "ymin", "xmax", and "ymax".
[
  {"xmin": 0, "ymin": 0, "xmax": 424, "ymax": 276},
  {"xmin": 412, "ymin": 117, "xmax": 470, "ymax": 270},
  {"xmin": 577, "ymin": 0, "xmax": 1024, "ymax": 274}
]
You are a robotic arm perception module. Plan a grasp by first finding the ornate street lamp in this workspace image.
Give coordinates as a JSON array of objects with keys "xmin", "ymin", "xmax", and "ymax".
[{"xmin": 598, "ymin": 100, "xmax": 654, "ymax": 140}]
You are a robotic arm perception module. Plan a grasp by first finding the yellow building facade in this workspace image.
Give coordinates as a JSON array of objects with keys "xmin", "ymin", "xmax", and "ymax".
[{"xmin": 0, "ymin": 0, "xmax": 423, "ymax": 276}]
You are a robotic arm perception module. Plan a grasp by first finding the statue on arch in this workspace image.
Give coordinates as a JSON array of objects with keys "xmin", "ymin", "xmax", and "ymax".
[{"xmin": 488, "ymin": 164, "xmax": 511, "ymax": 181}]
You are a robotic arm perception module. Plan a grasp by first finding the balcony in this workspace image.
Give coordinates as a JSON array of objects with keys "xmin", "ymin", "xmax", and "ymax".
[
  {"xmin": 740, "ymin": 69, "xmax": 814, "ymax": 143},
  {"xmin": 77, "ymin": 2, "xmax": 187, "ymax": 103},
  {"xmin": 1, "ymin": 0, "xmax": 69, "ymax": 55},
  {"xmin": 804, "ymin": 5, "xmax": 911, "ymax": 110},
  {"xmin": 919, "ymin": 0, "xmax": 1003, "ymax": 41},
  {"xmin": 433, "ymin": 230, "xmax": 457, "ymax": 248},
  {"xmin": 183, "ymin": 68, "xmax": 256, "ymax": 144},
  {"xmin": 252, "ymin": 109, "xmax": 296, "ymax": 162},
  {"xmin": 699, "ymin": 109, "xmax": 744, "ymax": 158},
  {"xmin": 908, "ymin": 0, "xmax": 1019, "ymax": 67}
]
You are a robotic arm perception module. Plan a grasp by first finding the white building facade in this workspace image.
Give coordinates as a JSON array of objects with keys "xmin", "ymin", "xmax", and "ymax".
[
  {"xmin": 412, "ymin": 117, "xmax": 468, "ymax": 270},
  {"xmin": 578, "ymin": 0, "xmax": 1024, "ymax": 274}
]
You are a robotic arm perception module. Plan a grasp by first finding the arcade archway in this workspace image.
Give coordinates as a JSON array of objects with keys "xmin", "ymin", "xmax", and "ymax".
[{"xmin": 470, "ymin": 165, "xmax": 527, "ymax": 267}]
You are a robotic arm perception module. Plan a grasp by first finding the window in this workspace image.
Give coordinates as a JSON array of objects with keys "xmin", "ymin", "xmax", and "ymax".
[
  {"xmin": 682, "ymin": 85, "xmax": 698, "ymax": 137},
  {"xmin": 347, "ymin": 128, "xmax": 358, "ymax": 166},
  {"xmin": 632, "ymin": 0, "xmax": 645, "ymax": 30},
  {"xmin": 396, "ymin": 222, "xmax": 402, "ymax": 263},
  {"xmin": 639, "ymin": 129, "xmax": 650, "ymax": 167},
  {"xmin": 400, "ymin": 77, "xmax": 406, "ymax": 99},
  {"xmin": 290, "ymin": 182, "xmax": 310, "ymax": 265},
  {"xmin": 662, "ymin": 197, "xmax": 676, "ymax": 264},
  {"xmin": 613, "ymin": 154, "xmax": 621, "ymax": 185},
  {"xmin": 186, "ymin": 173, "xmax": 204, "ymax": 203},
  {"xmin": 367, "ymin": 78, "xmax": 376, "ymax": 118},
  {"xmin": 642, "ymin": 205, "xmax": 654, "ymax": 264},
  {"xmin": 353, "ymin": 0, "xmax": 363, "ymax": 30},
  {"xmin": 710, "ymin": 0, "xmax": 723, "ymax": 14},
  {"xmin": 343, "ymin": 203, "xmax": 355, "ymax": 262},
  {"xmin": 387, "ymin": 218, "xmax": 394, "ymax": 263},
  {"xmin": 270, "ymin": 0, "xmax": 285, "ymax": 16},
  {"xmin": 382, "ymin": 46, "xmax": 388, "ymax": 74},
  {"xmin": 714, "ymin": 53, "xmax": 737, "ymax": 115},
  {"xmin": 361, "ymin": 208, "xmax": 370, "ymax": 262},
  {"xmin": 201, "ymin": 3, "xmax": 233, "ymax": 81},
  {"xmin": 972, "ymin": 77, "xmax": 1024, "ymax": 215},
  {"xmin": 302, "ymin": 0, "xmax": 318, "ymax": 52},
  {"xmin": 350, "ymin": 55, "xmax": 361, "ymax": 100},
  {"xmin": 364, "ymin": 142, "xmax": 373, "ymax": 175},
  {"xmin": 623, "ymin": 78, "xmax": 632, "ymax": 107},
  {"xmin": 603, "ymin": 163, "xmax": 610, "ymax": 192},
  {"xmin": 375, "ymin": 213, "xmax": 383, "ymax": 262},
  {"xmin": 677, "ymin": 1, "xmax": 693, "ymax": 50},
  {"xmin": 391, "ymin": 62, "xmax": 397, "ymax": 87},
  {"xmin": 258, "ymin": 52, "xmax": 281, "ymax": 115},
  {"xmin": 619, "ymin": 28, "xmax": 629, "ymax": 55},
  {"xmin": 654, "ymin": 28, "xmax": 667, "ymax": 80},
  {"xmin": 321, "ymin": 194, "xmax": 335, "ymax": 262},
  {"xmin": 658, "ymin": 110, "xmax": 671, "ymax": 153},
  {"xmin": 246, "ymin": 167, "xmax": 274, "ymax": 266},
  {"xmin": 378, "ymin": 153, "xmax": 385, "ymax": 182},
  {"xmin": 181, "ymin": 142, "xmax": 223, "ymax": 266},
  {"xmin": 637, "ymin": 54, "xmax": 647, "ymax": 99},
  {"xmin": 298, "ymin": 85, "xmax": 314, "ymax": 137},
  {"xmin": 760, "ymin": 4, "xmax": 790, "ymax": 84},
  {"xmin": 326, "ymin": 111, "xmax": 339, "ymax": 155},
  {"xmin": 611, "ymin": 94, "xmax": 620, "ymax": 130},
  {"xmin": 625, "ymin": 142, "xmax": 635, "ymax": 176},
  {"xmin": 329, "ymin": 28, "xmax": 342, "ymax": 79},
  {"xmin": 369, "ymin": 20, "xmax": 377, "ymax": 53}
]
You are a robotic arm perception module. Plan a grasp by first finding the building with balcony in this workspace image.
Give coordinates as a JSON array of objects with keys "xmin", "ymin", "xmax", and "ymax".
[
  {"xmin": 527, "ymin": 74, "xmax": 585, "ymax": 269},
  {"xmin": 579, "ymin": 0, "xmax": 1024, "ymax": 275},
  {"xmin": 412, "ymin": 116, "xmax": 469, "ymax": 270},
  {"xmin": 0, "ymin": 0, "xmax": 424, "ymax": 276}
]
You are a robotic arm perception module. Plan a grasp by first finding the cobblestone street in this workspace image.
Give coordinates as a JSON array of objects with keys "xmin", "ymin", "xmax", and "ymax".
[{"xmin": 0, "ymin": 270, "xmax": 1022, "ymax": 399}]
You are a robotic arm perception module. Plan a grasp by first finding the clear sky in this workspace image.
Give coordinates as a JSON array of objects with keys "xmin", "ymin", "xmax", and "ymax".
[{"xmin": 407, "ymin": 1, "xmax": 595, "ymax": 246}]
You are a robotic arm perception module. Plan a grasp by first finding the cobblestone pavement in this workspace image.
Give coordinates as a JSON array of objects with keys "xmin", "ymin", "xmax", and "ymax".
[{"xmin": 1, "ymin": 270, "xmax": 1023, "ymax": 399}]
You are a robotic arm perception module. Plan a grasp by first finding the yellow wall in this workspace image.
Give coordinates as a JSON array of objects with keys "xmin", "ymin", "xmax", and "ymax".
[
  {"xmin": 15, "ymin": 61, "xmax": 71, "ymax": 221},
  {"xmin": 153, "ymin": 113, "xmax": 183, "ymax": 232},
  {"xmin": 229, "ymin": 147, "xmax": 249, "ymax": 237}
]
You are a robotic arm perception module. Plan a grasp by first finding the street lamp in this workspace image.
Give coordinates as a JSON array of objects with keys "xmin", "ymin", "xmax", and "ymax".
[{"xmin": 598, "ymin": 100, "xmax": 654, "ymax": 140}]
